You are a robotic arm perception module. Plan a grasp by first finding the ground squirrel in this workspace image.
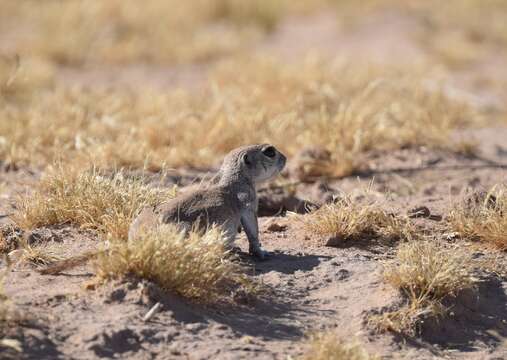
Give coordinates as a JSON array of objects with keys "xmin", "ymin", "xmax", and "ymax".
[
  {"xmin": 40, "ymin": 144, "xmax": 286, "ymax": 275},
  {"xmin": 129, "ymin": 144, "xmax": 286, "ymax": 259}
]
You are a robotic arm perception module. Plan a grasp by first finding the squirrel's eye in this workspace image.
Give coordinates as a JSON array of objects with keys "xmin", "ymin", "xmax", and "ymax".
[{"xmin": 262, "ymin": 146, "xmax": 276, "ymax": 158}]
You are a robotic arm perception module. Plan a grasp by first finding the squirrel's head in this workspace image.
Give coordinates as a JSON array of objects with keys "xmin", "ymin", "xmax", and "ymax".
[{"xmin": 221, "ymin": 144, "xmax": 286, "ymax": 183}]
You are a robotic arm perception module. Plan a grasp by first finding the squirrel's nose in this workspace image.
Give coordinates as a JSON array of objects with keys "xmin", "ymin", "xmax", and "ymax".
[{"xmin": 278, "ymin": 154, "xmax": 287, "ymax": 168}]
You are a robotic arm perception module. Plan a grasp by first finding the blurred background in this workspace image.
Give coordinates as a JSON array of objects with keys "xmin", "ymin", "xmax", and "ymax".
[
  {"xmin": 0, "ymin": 0, "xmax": 506, "ymax": 173},
  {"xmin": 2, "ymin": 1, "xmax": 507, "ymax": 85}
]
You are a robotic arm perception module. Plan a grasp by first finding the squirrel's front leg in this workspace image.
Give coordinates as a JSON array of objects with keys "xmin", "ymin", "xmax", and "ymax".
[{"xmin": 240, "ymin": 209, "xmax": 269, "ymax": 260}]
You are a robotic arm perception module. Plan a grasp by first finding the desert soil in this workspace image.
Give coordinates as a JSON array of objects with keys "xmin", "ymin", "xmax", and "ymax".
[{"xmin": 2, "ymin": 10, "xmax": 507, "ymax": 360}]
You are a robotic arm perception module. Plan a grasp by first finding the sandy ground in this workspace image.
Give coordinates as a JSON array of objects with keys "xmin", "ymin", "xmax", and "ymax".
[
  {"xmin": 2, "ymin": 9, "xmax": 507, "ymax": 360},
  {"xmin": 2, "ymin": 128, "xmax": 507, "ymax": 360}
]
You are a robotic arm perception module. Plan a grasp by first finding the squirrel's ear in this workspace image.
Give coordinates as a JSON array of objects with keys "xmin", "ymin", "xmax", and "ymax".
[{"xmin": 242, "ymin": 153, "xmax": 252, "ymax": 167}]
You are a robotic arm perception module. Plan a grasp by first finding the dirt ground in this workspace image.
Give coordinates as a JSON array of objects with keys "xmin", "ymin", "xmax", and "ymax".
[{"xmin": 2, "ymin": 9, "xmax": 507, "ymax": 360}]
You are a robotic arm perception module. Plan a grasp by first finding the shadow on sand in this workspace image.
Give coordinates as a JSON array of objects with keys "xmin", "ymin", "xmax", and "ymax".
[
  {"xmin": 419, "ymin": 276, "xmax": 507, "ymax": 351},
  {"xmin": 237, "ymin": 250, "xmax": 331, "ymax": 275},
  {"xmin": 147, "ymin": 250, "xmax": 331, "ymax": 341}
]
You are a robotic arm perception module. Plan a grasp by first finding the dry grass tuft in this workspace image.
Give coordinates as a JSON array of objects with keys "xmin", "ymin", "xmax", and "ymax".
[
  {"xmin": 300, "ymin": 332, "xmax": 378, "ymax": 360},
  {"xmin": 13, "ymin": 166, "xmax": 175, "ymax": 240},
  {"xmin": 448, "ymin": 185, "xmax": 507, "ymax": 250},
  {"xmin": 95, "ymin": 224, "xmax": 250, "ymax": 302},
  {"xmin": 6, "ymin": 236, "xmax": 61, "ymax": 267},
  {"xmin": 299, "ymin": 194, "xmax": 416, "ymax": 246},
  {"xmin": 384, "ymin": 241, "xmax": 474, "ymax": 300},
  {"xmin": 372, "ymin": 240, "xmax": 475, "ymax": 334}
]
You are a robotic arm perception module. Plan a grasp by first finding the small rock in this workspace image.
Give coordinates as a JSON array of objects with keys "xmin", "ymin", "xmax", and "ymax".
[
  {"xmin": 496, "ymin": 145, "xmax": 507, "ymax": 157},
  {"xmin": 240, "ymin": 335, "xmax": 255, "ymax": 344},
  {"xmin": 169, "ymin": 344, "xmax": 182, "ymax": 356},
  {"xmin": 211, "ymin": 323, "xmax": 229, "ymax": 331},
  {"xmin": 423, "ymin": 185, "xmax": 436, "ymax": 196},
  {"xmin": 0, "ymin": 225, "xmax": 23, "ymax": 252},
  {"xmin": 428, "ymin": 214, "xmax": 443, "ymax": 221},
  {"xmin": 336, "ymin": 269, "xmax": 350, "ymax": 280},
  {"xmin": 28, "ymin": 228, "xmax": 61, "ymax": 245},
  {"xmin": 425, "ymin": 156, "xmax": 442, "ymax": 166},
  {"xmin": 444, "ymin": 232, "xmax": 460, "ymax": 241},
  {"xmin": 257, "ymin": 187, "xmax": 316, "ymax": 216},
  {"xmin": 471, "ymin": 251, "xmax": 485, "ymax": 259},
  {"xmin": 408, "ymin": 206, "xmax": 431, "ymax": 219},
  {"xmin": 152, "ymin": 330, "xmax": 177, "ymax": 343},
  {"xmin": 107, "ymin": 288, "xmax": 127, "ymax": 303},
  {"xmin": 266, "ymin": 222, "xmax": 287, "ymax": 232}
]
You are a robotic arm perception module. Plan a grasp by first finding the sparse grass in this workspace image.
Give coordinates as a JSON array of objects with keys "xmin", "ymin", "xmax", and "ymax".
[
  {"xmin": 371, "ymin": 240, "xmax": 475, "ymax": 334},
  {"xmin": 0, "ymin": 58, "xmax": 479, "ymax": 175},
  {"xmin": 211, "ymin": 58, "xmax": 478, "ymax": 159},
  {"xmin": 299, "ymin": 193, "xmax": 417, "ymax": 246},
  {"xmin": 7, "ymin": 236, "xmax": 61, "ymax": 267},
  {"xmin": 95, "ymin": 224, "xmax": 250, "ymax": 302},
  {"xmin": 300, "ymin": 332, "xmax": 378, "ymax": 360},
  {"xmin": 13, "ymin": 166, "xmax": 175, "ymax": 240},
  {"xmin": 448, "ymin": 185, "xmax": 507, "ymax": 250},
  {"xmin": 384, "ymin": 241, "xmax": 474, "ymax": 301}
]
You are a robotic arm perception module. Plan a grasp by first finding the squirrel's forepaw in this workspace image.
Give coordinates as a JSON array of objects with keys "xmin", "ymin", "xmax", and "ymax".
[{"xmin": 250, "ymin": 247, "xmax": 270, "ymax": 260}]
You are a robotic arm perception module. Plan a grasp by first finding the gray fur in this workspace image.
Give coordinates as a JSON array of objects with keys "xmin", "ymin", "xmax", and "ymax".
[{"xmin": 128, "ymin": 144, "xmax": 286, "ymax": 259}]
